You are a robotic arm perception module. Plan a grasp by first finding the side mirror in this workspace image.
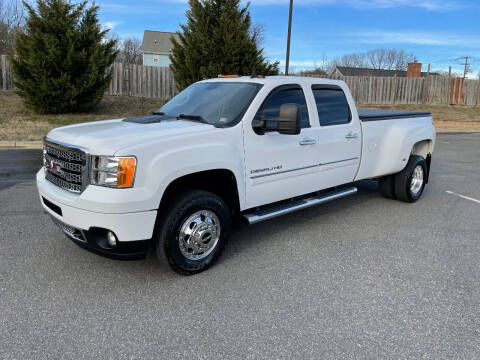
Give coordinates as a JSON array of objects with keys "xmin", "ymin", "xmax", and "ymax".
[
  {"xmin": 277, "ymin": 103, "xmax": 301, "ymax": 135},
  {"xmin": 252, "ymin": 103, "xmax": 301, "ymax": 135}
]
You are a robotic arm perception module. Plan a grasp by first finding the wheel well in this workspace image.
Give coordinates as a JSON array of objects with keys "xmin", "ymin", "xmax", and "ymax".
[
  {"xmin": 411, "ymin": 140, "xmax": 432, "ymax": 183},
  {"xmin": 411, "ymin": 140, "xmax": 432, "ymax": 159},
  {"xmin": 159, "ymin": 169, "xmax": 240, "ymax": 220}
]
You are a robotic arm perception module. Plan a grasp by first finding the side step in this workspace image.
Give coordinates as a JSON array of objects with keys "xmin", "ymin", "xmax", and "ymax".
[{"xmin": 243, "ymin": 187, "xmax": 357, "ymax": 225}]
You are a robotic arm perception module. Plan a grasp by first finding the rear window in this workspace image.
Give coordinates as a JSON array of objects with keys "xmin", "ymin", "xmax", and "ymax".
[{"xmin": 312, "ymin": 87, "xmax": 351, "ymax": 126}]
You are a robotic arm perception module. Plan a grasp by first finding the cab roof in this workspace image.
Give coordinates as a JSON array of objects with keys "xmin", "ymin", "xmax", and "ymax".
[{"xmin": 201, "ymin": 75, "xmax": 344, "ymax": 87}]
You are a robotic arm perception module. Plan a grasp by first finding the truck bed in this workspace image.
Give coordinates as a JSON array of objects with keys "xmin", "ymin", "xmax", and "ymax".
[{"xmin": 358, "ymin": 109, "xmax": 431, "ymax": 122}]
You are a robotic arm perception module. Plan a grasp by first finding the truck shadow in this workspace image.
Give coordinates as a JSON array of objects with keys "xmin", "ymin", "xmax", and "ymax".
[
  {"xmin": 219, "ymin": 179, "xmax": 381, "ymax": 264},
  {"xmin": 51, "ymin": 179, "xmax": 382, "ymax": 279},
  {"xmin": 38, "ymin": 179, "xmax": 382, "ymax": 280}
]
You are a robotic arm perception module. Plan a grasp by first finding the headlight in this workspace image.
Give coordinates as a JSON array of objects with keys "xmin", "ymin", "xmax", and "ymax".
[{"xmin": 90, "ymin": 156, "xmax": 137, "ymax": 188}]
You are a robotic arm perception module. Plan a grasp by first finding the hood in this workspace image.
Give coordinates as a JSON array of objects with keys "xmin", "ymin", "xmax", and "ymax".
[{"xmin": 46, "ymin": 117, "xmax": 214, "ymax": 155}]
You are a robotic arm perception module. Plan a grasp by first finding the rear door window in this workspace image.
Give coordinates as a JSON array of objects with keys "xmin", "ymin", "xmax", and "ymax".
[{"xmin": 312, "ymin": 86, "xmax": 351, "ymax": 126}]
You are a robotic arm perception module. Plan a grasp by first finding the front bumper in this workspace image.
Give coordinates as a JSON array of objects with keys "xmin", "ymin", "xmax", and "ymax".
[
  {"xmin": 50, "ymin": 215, "xmax": 151, "ymax": 260},
  {"xmin": 37, "ymin": 169, "xmax": 158, "ymax": 259}
]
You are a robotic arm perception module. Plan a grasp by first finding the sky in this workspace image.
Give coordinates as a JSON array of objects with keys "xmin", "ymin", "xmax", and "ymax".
[{"xmin": 96, "ymin": 0, "xmax": 480, "ymax": 77}]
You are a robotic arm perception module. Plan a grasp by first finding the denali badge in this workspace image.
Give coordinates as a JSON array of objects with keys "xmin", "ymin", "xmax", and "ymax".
[{"xmin": 250, "ymin": 165, "xmax": 283, "ymax": 175}]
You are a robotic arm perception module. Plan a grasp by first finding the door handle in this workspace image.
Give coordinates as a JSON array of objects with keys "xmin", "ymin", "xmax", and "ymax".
[
  {"xmin": 345, "ymin": 132, "xmax": 359, "ymax": 139},
  {"xmin": 299, "ymin": 139, "xmax": 317, "ymax": 146}
]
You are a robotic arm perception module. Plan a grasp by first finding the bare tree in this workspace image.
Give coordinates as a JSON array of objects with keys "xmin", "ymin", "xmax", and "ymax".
[
  {"xmin": 107, "ymin": 31, "xmax": 122, "ymax": 56},
  {"xmin": 294, "ymin": 54, "xmax": 332, "ymax": 77},
  {"xmin": 0, "ymin": 0, "xmax": 24, "ymax": 55},
  {"xmin": 392, "ymin": 49, "xmax": 414, "ymax": 70},
  {"xmin": 335, "ymin": 48, "xmax": 415, "ymax": 71},
  {"xmin": 366, "ymin": 49, "xmax": 414, "ymax": 70},
  {"xmin": 335, "ymin": 52, "xmax": 368, "ymax": 68},
  {"xmin": 366, "ymin": 48, "xmax": 390, "ymax": 69},
  {"xmin": 251, "ymin": 23, "xmax": 266, "ymax": 47},
  {"xmin": 116, "ymin": 37, "xmax": 142, "ymax": 65},
  {"xmin": 433, "ymin": 69, "xmax": 462, "ymax": 78}
]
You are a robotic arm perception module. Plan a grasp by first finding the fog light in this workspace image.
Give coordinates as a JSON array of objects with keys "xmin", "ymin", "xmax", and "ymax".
[{"xmin": 107, "ymin": 231, "xmax": 117, "ymax": 247}]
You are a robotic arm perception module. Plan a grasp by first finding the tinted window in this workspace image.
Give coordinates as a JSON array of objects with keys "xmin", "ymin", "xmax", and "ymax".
[
  {"xmin": 313, "ymin": 88, "xmax": 350, "ymax": 126},
  {"xmin": 256, "ymin": 87, "xmax": 310, "ymax": 129}
]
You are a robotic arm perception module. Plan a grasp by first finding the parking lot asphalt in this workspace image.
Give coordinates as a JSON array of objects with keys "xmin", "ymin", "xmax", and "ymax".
[{"xmin": 1, "ymin": 133, "xmax": 480, "ymax": 360}]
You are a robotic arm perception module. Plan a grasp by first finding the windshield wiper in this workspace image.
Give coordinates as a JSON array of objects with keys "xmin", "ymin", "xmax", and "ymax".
[
  {"xmin": 176, "ymin": 114, "xmax": 208, "ymax": 124},
  {"xmin": 152, "ymin": 111, "xmax": 165, "ymax": 116}
]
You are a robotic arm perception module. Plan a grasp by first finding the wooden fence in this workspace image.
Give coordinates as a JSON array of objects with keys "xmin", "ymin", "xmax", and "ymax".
[
  {"xmin": 2, "ymin": 54, "xmax": 480, "ymax": 105},
  {"xmin": 0, "ymin": 56, "xmax": 178, "ymax": 100},
  {"xmin": 106, "ymin": 63, "xmax": 177, "ymax": 99},
  {"xmin": 1, "ymin": 55, "xmax": 14, "ymax": 90},
  {"xmin": 329, "ymin": 74, "xmax": 480, "ymax": 106}
]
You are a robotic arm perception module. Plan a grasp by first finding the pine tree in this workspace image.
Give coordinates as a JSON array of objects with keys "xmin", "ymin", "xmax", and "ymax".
[
  {"xmin": 170, "ymin": 0, "xmax": 279, "ymax": 90},
  {"xmin": 8, "ymin": 0, "xmax": 117, "ymax": 114}
]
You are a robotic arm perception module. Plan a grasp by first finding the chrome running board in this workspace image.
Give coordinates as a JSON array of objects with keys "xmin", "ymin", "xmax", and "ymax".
[{"xmin": 243, "ymin": 187, "xmax": 357, "ymax": 225}]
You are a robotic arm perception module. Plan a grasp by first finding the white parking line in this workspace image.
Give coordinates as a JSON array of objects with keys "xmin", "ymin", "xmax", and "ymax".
[{"xmin": 446, "ymin": 191, "xmax": 480, "ymax": 204}]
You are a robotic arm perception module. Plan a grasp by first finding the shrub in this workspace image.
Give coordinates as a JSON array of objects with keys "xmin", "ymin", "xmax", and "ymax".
[
  {"xmin": 170, "ymin": 0, "xmax": 279, "ymax": 90},
  {"xmin": 9, "ymin": 0, "xmax": 117, "ymax": 114}
]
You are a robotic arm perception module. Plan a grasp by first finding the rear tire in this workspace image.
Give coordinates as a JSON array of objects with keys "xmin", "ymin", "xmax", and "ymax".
[
  {"xmin": 155, "ymin": 190, "xmax": 232, "ymax": 275},
  {"xmin": 379, "ymin": 175, "xmax": 396, "ymax": 199},
  {"xmin": 394, "ymin": 155, "xmax": 427, "ymax": 203}
]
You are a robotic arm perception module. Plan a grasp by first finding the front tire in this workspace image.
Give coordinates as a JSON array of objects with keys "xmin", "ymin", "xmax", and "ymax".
[
  {"xmin": 155, "ymin": 190, "xmax": 232, "ymax": 275},
  {"xmin": 394, "ymin": 155, "xmax": 427, "ymax": 203}
]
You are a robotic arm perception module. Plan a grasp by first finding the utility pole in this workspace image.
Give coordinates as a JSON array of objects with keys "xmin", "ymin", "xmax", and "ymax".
[
  {"xmin": 462, "ymin": 56, "xmax": 470, "ymax": 79},
  {"xmin": 285, "ymin": 0, "xmax": 293, "ymax": 75}
]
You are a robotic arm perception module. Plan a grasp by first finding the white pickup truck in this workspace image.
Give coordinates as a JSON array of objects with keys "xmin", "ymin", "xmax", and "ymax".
[{"xmin": 37, "ymin": 76, "xmax": 436, "ymax": 274}]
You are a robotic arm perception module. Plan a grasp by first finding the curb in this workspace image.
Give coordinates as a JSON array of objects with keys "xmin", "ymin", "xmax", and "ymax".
[{"xmin": 0, "ymin": 141, "xmax": 43, "ymax": 149}]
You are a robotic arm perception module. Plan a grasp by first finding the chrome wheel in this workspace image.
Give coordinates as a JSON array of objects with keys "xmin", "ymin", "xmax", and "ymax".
[
  {"xmin": 178, "ymin": 210, "xmax": 221, "ymax": 261},
  {"xmin": 410, "ymin": 165, "xmax": 424, "ymax": 196}
]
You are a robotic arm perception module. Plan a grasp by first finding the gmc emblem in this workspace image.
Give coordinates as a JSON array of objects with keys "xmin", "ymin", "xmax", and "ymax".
[{"xmin": 46, "ymin": 159, "xmax": 64, "ymax": 176}]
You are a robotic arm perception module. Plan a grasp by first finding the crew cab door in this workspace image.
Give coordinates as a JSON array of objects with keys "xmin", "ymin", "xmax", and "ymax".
[
  {"xmin": 310, "ymin": 84, "xmax": 361, "ymax": 189},
  {"xmin": 243, "ymin": 84, "xmax": 321, "ymax": 209}
]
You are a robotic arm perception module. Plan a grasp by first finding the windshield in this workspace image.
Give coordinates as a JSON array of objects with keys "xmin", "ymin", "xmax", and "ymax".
[{"xmin": 157, "ymin": 81, "xmax": 262, "ymax": 127}]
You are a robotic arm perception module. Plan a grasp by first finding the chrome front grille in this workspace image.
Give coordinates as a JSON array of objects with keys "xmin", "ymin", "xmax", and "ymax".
[
  {"xmin": 43, "ymin": 140, "xmax": 89, "ymax": 193},
  {"xmin": 44, "ymin": 153, "xmax": 83, "ymax": 172},
  {"xmin": 44, "ymin": 144, "xmax": 85, "ymax": 162}
]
